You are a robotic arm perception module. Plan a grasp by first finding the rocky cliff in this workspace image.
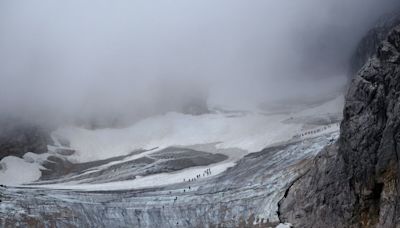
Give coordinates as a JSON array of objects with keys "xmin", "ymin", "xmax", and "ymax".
[
  {"xmin": 279, "ymin": 16, "xmax": 400, "ymax": 228},
  {"xmin": 350, "ymin": 12, "xmax": 400, "ymax": 76}
]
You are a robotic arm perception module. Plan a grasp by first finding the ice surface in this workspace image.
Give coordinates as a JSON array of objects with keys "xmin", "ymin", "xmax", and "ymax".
[
  {"xmin": 0, "ymin": 132, "xmax": 339, "ymax": 227},
  {"xmin": 0, "ymin": 95, "xmax": 343, "ymax": 190},
  {"xmin": 34, "ymin": 161, "xmax": 237, "ymax": 191}
]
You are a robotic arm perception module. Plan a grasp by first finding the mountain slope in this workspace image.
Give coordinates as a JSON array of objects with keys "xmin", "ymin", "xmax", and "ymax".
[{"xmin": 279, "ymin": 17, "xmax": 400, "ymax": 228}]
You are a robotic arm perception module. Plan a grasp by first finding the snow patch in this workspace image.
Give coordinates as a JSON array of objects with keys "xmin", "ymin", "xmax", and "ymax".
[
  {"xmin": 0, "ymin": 156, "xmax": 42, "ymax": 185},
  {"xmin": 276, "ymin": 223, "xmax": 293, "ymax": 228}
]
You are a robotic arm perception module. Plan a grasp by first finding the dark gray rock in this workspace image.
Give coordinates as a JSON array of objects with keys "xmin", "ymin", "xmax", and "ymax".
[
  {"xmin": 0, "ymin": 117, "xmax": 51, "ymax": 160},
  {"xmin": 280, "ymin": 22, "xmax": 400, "ymax": 228},
  {"xmin": 278, "ymin": 143, "xmax": 354, "ymax": 228},
  {"xmin": 350, "ymin": 12, "xmax": 400, "ymax": 77},
  {"xmin": 341, "ymin": 24, "xmax": 400, "ymax": 227}
]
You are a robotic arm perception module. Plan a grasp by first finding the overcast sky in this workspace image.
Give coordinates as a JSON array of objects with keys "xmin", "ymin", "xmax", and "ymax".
[{"xmin": 0, "ymin": 0, "xmax": 399, "ymax": 123}]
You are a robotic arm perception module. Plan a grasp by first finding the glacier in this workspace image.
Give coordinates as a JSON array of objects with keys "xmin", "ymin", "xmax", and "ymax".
[{"xmin": 0, "ymin": 96, "xmax": 343, "ymax": 227}]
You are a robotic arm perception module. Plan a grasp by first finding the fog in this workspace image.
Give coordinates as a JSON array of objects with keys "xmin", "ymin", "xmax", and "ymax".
[{"xmin": 0, "ymin": 0, "xmax": 399, "ymax": 125}]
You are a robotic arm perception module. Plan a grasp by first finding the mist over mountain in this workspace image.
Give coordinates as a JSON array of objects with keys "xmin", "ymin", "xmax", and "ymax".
[
  {"xmin": 2, "ymin": 1, "xmax": 400, "ymax": 228},
  {"xmin": 0, "ymin": 0, "xmax": 399, "ymax": 125}
]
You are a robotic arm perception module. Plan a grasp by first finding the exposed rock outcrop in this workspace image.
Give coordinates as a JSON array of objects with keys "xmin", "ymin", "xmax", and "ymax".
[
  {"xmin": 278, "ymin": 143, "xmax": 354, "ymax": 227},
  {"xmin": 0, "ymin": 117, "xmax": 51, "ymax": 160},
  {"xmin": 350, "ymin": 12, "xmax": 400, "ymax": 76},
  {"xmin": 280, "ymin": 19, "xmax": 400, "ymax": 228}
]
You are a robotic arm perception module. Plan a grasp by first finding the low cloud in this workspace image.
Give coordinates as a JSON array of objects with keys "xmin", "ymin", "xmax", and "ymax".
[{"xmin": 0, "ymin": 0, "xmax": 398, "ymax": 123}]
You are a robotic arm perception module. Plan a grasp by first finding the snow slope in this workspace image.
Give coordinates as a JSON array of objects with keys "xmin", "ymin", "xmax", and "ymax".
[
  {"xmin": 54, "ymin": 112, "xmax": 302, "ymax": 163},
  {"xmin": 51, "ymin": 95, "xmax": 343, "ymax": 163},
  {"xmin": 0, "ymin": 95, "xmax": 343, "ymax": 187}
]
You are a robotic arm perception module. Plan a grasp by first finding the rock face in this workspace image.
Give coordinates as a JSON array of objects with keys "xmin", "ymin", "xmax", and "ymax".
[
  {"xmin": 0, "ymin": 117, "xmax": 50, "ymax": 160},
  {"xmin": 342, "ymin": 24, "xmax": 400, "ymax": 227},
  {"xmin": 278, "ymin": 143, "xmax": 354, "ymax": 227},
  {"xmin": 350, "ymin": 12, "xmax": 400, "ymax": 76},
  {"xmin": 280, "ymin": 19, "xmax": 400, "ymax": 228}
]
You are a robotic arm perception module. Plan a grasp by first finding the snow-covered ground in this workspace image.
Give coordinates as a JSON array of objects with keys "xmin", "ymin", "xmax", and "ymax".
[
  {"xmin": 0, "ymin": 156, "xmax": 42, "ymax": 185},
  {"xmin": 33, "ymin": 160, "xmax": 237, "ymax": 191},
  {"xmin": 0, "ymin": 95, "xmax": 343, "ymax": 227},
  {"xmin": 0, "ymin": 95, "xmax": 343, "ymax": 188},
  {"xmin": 54, "ymin": 113, "xmax": 300, "ymax": 163}
]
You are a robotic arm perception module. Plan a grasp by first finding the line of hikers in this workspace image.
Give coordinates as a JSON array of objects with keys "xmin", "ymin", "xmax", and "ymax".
[
  {"xmin": 183, "ymin": 168, "xmax": 212, "ymax": 183},
  {"xmin": 293, "ymin": 123, "xmax": 340, "ymax": 139},
  {"xmin": 170, "ymin": 168, "xmax": 215, "ymax": 203}
]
